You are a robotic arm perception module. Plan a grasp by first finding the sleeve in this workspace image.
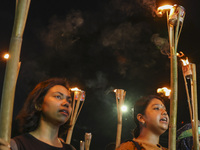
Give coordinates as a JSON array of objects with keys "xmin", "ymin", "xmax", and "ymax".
[{"xmin": 10, "ymin": 139, "xmax": 18, "ymax": 150}]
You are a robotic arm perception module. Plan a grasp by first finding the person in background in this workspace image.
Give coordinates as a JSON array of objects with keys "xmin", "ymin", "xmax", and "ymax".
[
  {"xmin": 116, "ymin": 95, "xmax": 169, "ymax": 150},
  {"xmin": 0, "ymin": 78, "xmax": 76, "ymax": 150},
  {"xmin": 176, "ymin": 121, "xmax": 200, "ymax": 150}
]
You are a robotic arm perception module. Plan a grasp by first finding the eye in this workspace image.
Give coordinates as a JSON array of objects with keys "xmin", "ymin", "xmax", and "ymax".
[
  {"xmin": 55, "ymin": 95, "xmax": 62, "ymax": 100},
  {"xmin": 153, "ymin": 107, "xmax": 160, "ymax": 110},
  {"xmin": 67, "ymin": 97, "xmax": 72, "ymax": 104}
]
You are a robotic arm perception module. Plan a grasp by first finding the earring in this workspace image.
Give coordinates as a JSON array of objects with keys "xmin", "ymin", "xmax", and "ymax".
[
  {"xmin": 35, "ymin": 104, "xmax": 42, "ymax": 111},
  {"xmin": 141, "ymin": 121, "xmax": 146, "ymax": 127}
]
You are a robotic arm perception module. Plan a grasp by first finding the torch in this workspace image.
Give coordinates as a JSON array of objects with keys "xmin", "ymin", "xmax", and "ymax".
[
  {"xmin": 0, "ymin": 0, "xmax": 31, "ymax": 142},
  {"xmin": 84, "ymin": 133, "xmax": 92, "ymax": 150},
  {"xmin": 66, "ymin": 87, "xmax": 85, "ymax": 144},
  {"xmin": 114, "ymin": 89, "xmax": 126, "ymax": 148},
  {"xmin": 156, "ymin": 4, "xmax": 185, "ymax": 149},
  {"xmin": 157, "ymin": 87, "xmax": 171, "ymax": 98},
  {"xmin": 181, "ymin": 58, "xmax": 199, "ymax": 150}
]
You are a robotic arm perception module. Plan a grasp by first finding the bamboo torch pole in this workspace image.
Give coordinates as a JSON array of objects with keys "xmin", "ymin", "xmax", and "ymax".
[
  {"xmin": 190, "ymin": 64, "xmax": 199, "ymax": 150},
  {"xmin": 0, "ymin": 0, "xmax": 31, "ymax": 142},
  {"xmin": 181, "ymin": 60, "xmax": 199, "ymax": 150},
  {"xmin": 114, "ymin": 89, "xmax": 126, "ymax": 148},
  {"xmin": 66, "ymin": 88, "xmax": 85, "ymax": 144}
]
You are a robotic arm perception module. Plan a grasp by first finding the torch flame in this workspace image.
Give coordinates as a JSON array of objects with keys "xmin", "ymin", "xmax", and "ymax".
[
  {"xmin": 157, "ymin": 87, "xmax": 171, "ymax": 96},
  {"xmin": 114, "ymin": 89, "xmax": 117, "ymax": 93},
  {"xmin": 3, "ymin": 53, "xmax": 9, "ymax": 59},
  {"xmin": 181, "ymin": 57, "xmax": 189, "ymax": 66},
  {"xmin": 157, "ymin": 5, "xmax": 173, "ymax": 17},
  {"xmin": 70, "ymin": 87, "xmax": 81, "ymax": 91}
]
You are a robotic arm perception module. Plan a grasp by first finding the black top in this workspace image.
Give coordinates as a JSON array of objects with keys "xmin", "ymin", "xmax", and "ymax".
[{"xmin": 12, "ymin": 133, "xmax": 76, "ymax": 150}]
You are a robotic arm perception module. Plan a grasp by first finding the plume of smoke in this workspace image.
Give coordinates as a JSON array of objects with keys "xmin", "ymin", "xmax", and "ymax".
[
  {"xmin": 151, "ymin": 33, "xmax": 170, "ymax": 56},
  {"xmin": 40, "ymin": 11, "xmax": 84, "ymax": 50},
  {"xmin": 136, "ymin": 0, "xmax": 157, "ymax": 16}
]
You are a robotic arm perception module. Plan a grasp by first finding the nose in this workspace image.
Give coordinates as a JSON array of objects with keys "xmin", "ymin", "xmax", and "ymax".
[
  {"xmin": 161, "ymin": 109, "xmax": 168, "ymax": 116},
  {"xmin": 61, "ymin": 99, "xmax": 70, "ymax": 108}
]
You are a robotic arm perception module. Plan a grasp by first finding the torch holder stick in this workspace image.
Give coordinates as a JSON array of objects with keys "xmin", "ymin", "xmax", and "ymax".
[
  {"xmin": 182, "ymin": 63, "xmax": 199, "ymax": 150},
  {"xmin": 167, "ymin": 6, "xmax": 185, "ymax": 149},
  {"xmin": 115, "ymin": 89, "xmax": 126, "ymax": 148},
  {"xmin": 66, "ymin": 91, "xmax": 84, "ymax": 144},
  {"xmin": 0, "ymin": 0, "xmax": 30, "ymax": 142},
  {"xmin": 84, "ymin": 133, "xmax": 92, "ymax": 150},
  {"xmin": 80, "ymin": 141, "xmax": 84, "ymax": 150}
]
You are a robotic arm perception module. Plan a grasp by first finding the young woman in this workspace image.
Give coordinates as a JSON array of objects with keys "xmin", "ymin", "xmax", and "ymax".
[
  {"xmin": 116, "ymin": 95, "xmax": 169, "ymax": 150},
  {"xmin": 0, "ymin": 78, "xmax": 76, "ymax": 150}
]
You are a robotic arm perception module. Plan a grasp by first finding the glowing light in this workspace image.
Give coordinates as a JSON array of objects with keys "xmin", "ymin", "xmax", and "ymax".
[
  {"xmin": 157, "ymin": 5, "xmax": 173, "ymax": 11},
  {"xmin": 157, "ymin": 87, "xmax": 171, "ymax": 96},
  {"xmin": 181, "ymin": 57, "xmax": 189, "ymax": 66},
  {"xmin": 121, "ymin": 105, "xmax": 128, "ymax": 112},
  {"xmin": 157, "ymin": 5, "xmax": 173, "ymax": 17},
  {"xmin": 3, "ymin": 53, "xmax": 9, "ymax": 59},
  {"xmin": 70, "ymin": 87, "xmax": 81, "ymax": 91}
]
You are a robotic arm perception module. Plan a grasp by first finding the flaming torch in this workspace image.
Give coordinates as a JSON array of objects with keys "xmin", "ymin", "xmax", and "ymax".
[
  {"xmin": 157, "ymin": 87, "xmax": 171, "ymax": 98},
  {"xmin": 156, "ymin": 4, "xmax": 185, "ymax": 149},
  {"xmin": 66, "ymin": 87, "xmax": 85, "ymax": 144},
  {"xmin": 181, "ymin": 58, "xmax": 199, "ymax": 150},
  {"xmin": 114, "ymin": 89, "xmax": 126, "ymax": 148}
]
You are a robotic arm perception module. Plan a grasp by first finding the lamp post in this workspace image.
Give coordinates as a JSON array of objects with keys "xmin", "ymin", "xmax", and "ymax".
[
  {"xmin": 156, "ymin": 4, "xmax": 185, "ymax": 150},
  {"xmin": 114, "ymin": 89, "xmax": 126, "ymax": 149},
  {"xmin": 66, "ymin": 87, "xmax": 85, "ymax": 144}
]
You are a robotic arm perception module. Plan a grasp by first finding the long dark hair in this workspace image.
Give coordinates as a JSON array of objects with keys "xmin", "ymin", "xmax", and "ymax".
[
  {"xmin": 16, "ymin": 78, "xmax": 71, "ymax": 136},
  {"xmin": 132, "ymin": 95, "xmax": 165, "ymax": 138}
]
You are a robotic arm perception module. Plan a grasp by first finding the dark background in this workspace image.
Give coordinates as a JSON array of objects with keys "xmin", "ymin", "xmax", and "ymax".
[{"xmin": 0, "ymin": 0, "xmax": 200, "ymax": 149}]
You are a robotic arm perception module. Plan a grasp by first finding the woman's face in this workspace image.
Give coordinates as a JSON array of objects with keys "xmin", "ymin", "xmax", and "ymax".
[
  {"xmin": 142, "ymin": 98, "xmax": 169, "ymax": 135},
  {"xmin": 41, "ymin": 85, "xmax": 72, "ymax": 126}
]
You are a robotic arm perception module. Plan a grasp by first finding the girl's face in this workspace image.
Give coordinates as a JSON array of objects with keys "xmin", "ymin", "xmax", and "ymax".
[
  {"xmin": 41, "ymin": 85, "xmax": 72, "ymax": 126},
  {"xmin": 142, "ymin": 98, "xmax": 169, "ymax": 135}
]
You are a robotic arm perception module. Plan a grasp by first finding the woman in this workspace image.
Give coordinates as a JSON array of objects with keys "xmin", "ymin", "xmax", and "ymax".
[
  {"xmin": 116, "ymin": 95, "xmax": 169, "ymax": 150},
  {"xmin": 0, "ymin": 78, "xmax": 76, "ymax": 150},
  {"xmin": 176, "ymin": 121, "xmax": 200, "ymax": 150}
]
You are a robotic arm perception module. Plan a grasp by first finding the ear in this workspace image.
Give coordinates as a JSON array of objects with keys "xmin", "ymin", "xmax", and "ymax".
[
  {"xmin": 137, "ymin": 113, "xmax": 145, "ymax": 124},
  {"xmin": 35, "ymin": 104, "xmax": 42, "ymax": 111}
]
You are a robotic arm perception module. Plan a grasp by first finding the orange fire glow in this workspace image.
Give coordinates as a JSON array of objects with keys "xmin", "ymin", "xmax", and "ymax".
[
  {"xmin": 181, "ymin": 57, "xmax": 189, "ymax": 66},
  {"xmin": 157, "ymin": 5, "xmax": 173, "ymax": 17},
  {"xmin": 3, "ymin": 53, "xmax": 9, "ymax": 59},
  {"xmin": 157, "ymin": 87, "xmax": 171, "ymax": 96},
  {"xmin": 70, "ymin": 87, "xmax": 81, "ymax": 91}
]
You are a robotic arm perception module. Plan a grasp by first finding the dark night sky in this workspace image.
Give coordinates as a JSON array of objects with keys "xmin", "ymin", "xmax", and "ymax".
[{"xmin": 0, "ymin": 0, "xmax": 200, "ymax": 149}]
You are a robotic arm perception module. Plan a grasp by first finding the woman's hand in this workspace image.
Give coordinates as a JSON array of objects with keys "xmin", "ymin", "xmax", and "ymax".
[{"xmin": 0, "ymin": 138, "xmax": 11, "ymax": 150}]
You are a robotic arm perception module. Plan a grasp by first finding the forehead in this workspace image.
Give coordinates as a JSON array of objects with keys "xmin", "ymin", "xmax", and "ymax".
[
  {"xmin": 47, "ymin": 85, "xmax": 70, "ymax": 95},
  {"xmin": 148, "ymin": 98, "xmax": 164, "ymax": 107}
]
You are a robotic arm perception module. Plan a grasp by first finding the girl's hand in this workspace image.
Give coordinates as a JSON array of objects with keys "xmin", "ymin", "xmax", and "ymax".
[{"xmin": 0, "ymin": 138, "xmax": 11, "ymax": 150}]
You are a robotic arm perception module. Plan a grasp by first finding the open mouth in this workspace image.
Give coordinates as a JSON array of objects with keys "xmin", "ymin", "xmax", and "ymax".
[{"xmin": 160, "ymin": 117, "xmax": 168, "ymax": 123}]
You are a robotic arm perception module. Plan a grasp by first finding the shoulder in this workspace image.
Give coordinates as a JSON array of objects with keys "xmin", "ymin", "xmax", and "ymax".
[
  {"xmin": 116, "ymin": 141, "xmax": 141, "ymax": 150},
  {"xmin": 62, "ymin": 142, "xmax": 76, "ymax": 150}
]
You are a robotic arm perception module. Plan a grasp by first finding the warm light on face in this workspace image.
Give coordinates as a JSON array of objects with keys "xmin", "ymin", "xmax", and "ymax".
[
  {"xmin": 157, "ymin": 87, "xmax": 171, "ymax": 96},
  {"xmin": 121, "ymin": 105, "xmax": 128, "ymax": 112},
  {"xmin": 181, "ymin": 57, "xmax": 189, "ymax": 66},
  {"xmin": 3, "ymin": 53, "xmax": 9, "ymax": 59}
]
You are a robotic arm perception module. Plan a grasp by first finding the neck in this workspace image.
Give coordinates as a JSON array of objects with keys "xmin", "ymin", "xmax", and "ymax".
[
  {"xmin": 135, "ymin": 128, "xmax": 160, "ymax": 145},
  {"xmin": 30, "ymin": 117, "xmax": 62, "ymax": 147}
]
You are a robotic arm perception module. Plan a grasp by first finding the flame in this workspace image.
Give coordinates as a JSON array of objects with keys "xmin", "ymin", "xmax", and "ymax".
[
  {"xmin": 70, "ymin": 87, "xmax": 81, "ymax": 91},
  {"xmin": 114, "ymin": 89, "xmax": 117, "ymax": 93},
  {"xmin": 157, "ymin": 87, "xmax": 171, "ymax": 96},
  {"xmin": 3, "ymin": 53, "xmax": 9, "ymax": 59},
  {"xmin": 157, "ymin": 5, "xmax": 173, "ymax": 11},
  {"xmin": 157, "ymin": 5, "xmax": 173, "ymax": 17},
  {"xmin": 181, "ymin": 57, "xmax": 189, "ymax": 66}
]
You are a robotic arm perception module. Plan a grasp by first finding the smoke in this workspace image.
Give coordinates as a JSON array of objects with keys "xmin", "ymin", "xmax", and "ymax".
[
  {"xmin": 151, "ymin": 33, "xmax": 170, "ymax": 56},
  {"xmin": 40, "ymin": 10, "xmax": 84, "ymax": 51}
]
